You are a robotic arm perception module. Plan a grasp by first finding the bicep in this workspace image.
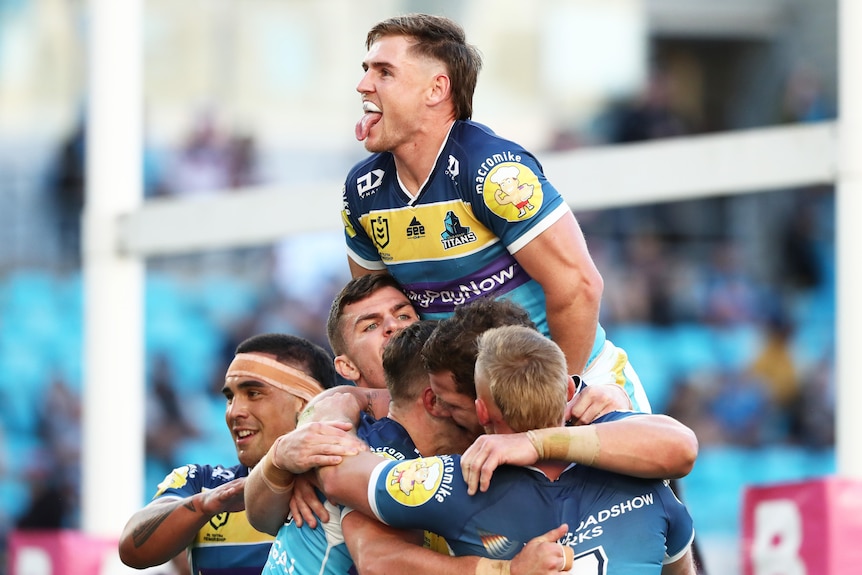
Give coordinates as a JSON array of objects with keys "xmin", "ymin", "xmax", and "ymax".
[
  {"xmin": 662, "ymin": 548, "xmax": 696, "ymax": 575},
  {"xmin": 512, "ymin": 211, "xmax": 601, "ymax": 292}
]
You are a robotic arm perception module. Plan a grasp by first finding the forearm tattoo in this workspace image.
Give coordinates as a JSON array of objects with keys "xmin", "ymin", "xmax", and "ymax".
[{"xmin": 131, "ymin": 500, "xmax": 192, "ymax": 548}]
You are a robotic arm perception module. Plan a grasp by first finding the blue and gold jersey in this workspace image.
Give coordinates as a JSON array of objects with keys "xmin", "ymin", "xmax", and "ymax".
[
  {"xmin": 342, "ymin": 119, "xmax": 606, "ymax": 362},
  {"xmin": 366, "ymin": 413, "xmax": 694, "ymax": 575},
  {"xmin": 262, "ymin": 413, "xmax": 424, "ymax": 575},
  {"xmin": 154, "ymin": 463, "xmax": 273, "ymax": 575}
]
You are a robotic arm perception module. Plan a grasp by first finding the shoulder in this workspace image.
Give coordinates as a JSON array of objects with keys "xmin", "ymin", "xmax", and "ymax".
[
  {"xmin": 449, "ymin": 121, "xmax": 543, "ymax": 181},
  {"xmin": 364, "ymin": 417, "xmax": 419, "ymax": 459},
  {"xmin": 344, "ymin": 153, "xmax": 393, "ymax": 191},
  {"xmin": 450, "ymin": 120, "xmax": 522, "ymax": 151}
]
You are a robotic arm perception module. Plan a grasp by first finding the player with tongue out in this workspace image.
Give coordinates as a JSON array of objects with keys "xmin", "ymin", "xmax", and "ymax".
[{"xmin": 340, "ymin": 13, "xmax": 652, "ymax": 425}]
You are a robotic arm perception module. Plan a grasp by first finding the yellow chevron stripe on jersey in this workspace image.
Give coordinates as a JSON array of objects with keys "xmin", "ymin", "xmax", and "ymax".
[{"xmin": 358, "ymin": 200, "xmax": 498, "ymax": 262}]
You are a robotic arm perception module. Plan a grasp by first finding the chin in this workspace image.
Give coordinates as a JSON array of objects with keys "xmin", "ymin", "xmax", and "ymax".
[{"xmin": 365, "ymin": 140, "xmax": 384, "ymax": 154}]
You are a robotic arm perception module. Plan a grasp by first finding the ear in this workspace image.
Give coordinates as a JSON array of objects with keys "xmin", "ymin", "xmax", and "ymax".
[
  {"xmin": 566, "ymin": 377, "xmax": 576, "ymax": 402},
  {"xmin": 334, "ymin": 355, "xmax": 360, "ymax": 384},
  {"xmin": 423, "ymin": 387, "xmax": 444, "ymax": 417},
  {"xmin": 475, "ymin": 397, "xmax": 490, "ymax": 427},
  {"xmin": 428, "ymin": 73, "xmax": 451, "ymax": 106}
]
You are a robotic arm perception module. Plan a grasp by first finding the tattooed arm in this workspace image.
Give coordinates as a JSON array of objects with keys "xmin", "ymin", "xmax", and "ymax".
[{"xmin": 118, "ymin": 477, "xmax": 246, "ymax": 568}]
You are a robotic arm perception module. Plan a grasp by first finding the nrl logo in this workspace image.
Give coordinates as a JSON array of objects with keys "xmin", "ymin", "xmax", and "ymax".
[
  {"xmin": 209, "ymin": 512, "xmax": 229, "ymax": 529},
  {"xmin": 372, "ymin": 215, "xmax": 390, "ymax": 249}
]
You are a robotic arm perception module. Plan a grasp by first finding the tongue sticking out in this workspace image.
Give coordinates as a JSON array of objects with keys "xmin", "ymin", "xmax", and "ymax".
[{"xmin": 355, "ymin": 112, "xmax": 382, "ymax": 141}]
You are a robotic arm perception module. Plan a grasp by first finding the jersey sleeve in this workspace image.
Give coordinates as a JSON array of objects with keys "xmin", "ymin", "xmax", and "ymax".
[
  {"xmin": 341, "ymin": 178, "xmax": 386, "ymax": 270},
  {"xmin": 460, "ymin": 134, "xmax": 568, "ymax": 254},
  {"xmin": 366, "ymin": 455, "xmax": 465, "ymax": 538},
  {"xmin": 660, "ymin": 484, "xmax": 696, "ymax": 563},
  {"xmin": 152, "ymin": 463, "xmax": 206, "ymax": 500}
]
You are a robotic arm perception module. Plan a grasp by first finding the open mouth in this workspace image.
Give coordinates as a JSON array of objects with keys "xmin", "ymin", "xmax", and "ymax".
[{"xmin": 356, "ymin": 101, "xmax": 382, "ymax": 141}]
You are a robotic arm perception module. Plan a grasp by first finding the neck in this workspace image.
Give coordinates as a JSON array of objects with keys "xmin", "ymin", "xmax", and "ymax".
[
  {"xmin": 389, "ymin": 402, "xmax": 455, "ymax": 456},
  {"xmin": 393, "ymin": 118, "xmax": 455, "ymax": 195}
]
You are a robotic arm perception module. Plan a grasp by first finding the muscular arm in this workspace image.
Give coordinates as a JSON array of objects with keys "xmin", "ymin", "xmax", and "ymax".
[
  {"xmin": 316, "ymin": 450, "xmax": 383, "ymax": 518},
  {"xmin": 462, "ymin": 414, "xmax": 698, "ymax": 494},
  {"xmin": 244, "ymin": 455, "xmax": 295, "ymax": 536},
  {"xmin": 119, "ymin": 479, "xmax": 245, "ymax": 568},
  {"xmin": 343, "ymin": 509, "xmax": 572, "ymax": 575},
  {"xmin": 662, "ymin": 548, "xmax": 696, "ymax": 575},
  {"xmin": 587, "ymin": 414, "xmax": 698, "ymax": 478},
  {"xmin": 245, "ymin": 419, "xmax": 366, "ymax": 535},
  {"xmin": 513, "ymin": 211, "xmax": 602, "ymax": 376}
]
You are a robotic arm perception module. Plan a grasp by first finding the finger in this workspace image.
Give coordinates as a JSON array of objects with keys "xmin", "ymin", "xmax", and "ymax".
[
  {"xmin": 478, "ymin": 455, "xmax": 499, "ymax": 494},
  {"xmin": 461, "ymin": 455, "xmax": 480, "ymax": 496},
  {"xmin": 561, "ymin": 544, "xmax": 574, "ymax": 571},
  {"xmin": 288, "ymin": 497, "xmax": 304, "ymax": 528},
  {"xmin": 531, "ymin": 523, "xmax": 569, "ymax": 543},
  {"xmin": 305, "ymin": 493, "xmax": 330, "ymax": 524},
  {"xmin": 325, "ymin": 420, "xmax": 355, "ymax": 432},
  {"xmin": 292, "ymin": 491, "xmax": 318, "ymax": 529}
]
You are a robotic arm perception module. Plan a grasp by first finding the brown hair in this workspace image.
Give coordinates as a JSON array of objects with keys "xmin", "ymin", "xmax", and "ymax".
[
  {"xmin": 421, "ymin": 297, "xmax": 535, "ymax": 399},
  {"xmin": 366, "ymin": 13, "xmax": 482, "ymax": 121},
  {"xmin": 326, "ymin": 274, "xmax": 409, "ymax": 355},
  {"xmin": 383, "ymin": 320, "xmax": 438, "ymax": 407}
]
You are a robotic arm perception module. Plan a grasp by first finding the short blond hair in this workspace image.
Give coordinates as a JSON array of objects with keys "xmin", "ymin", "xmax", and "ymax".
[{"xmin": 475, "ymin": 326, "xmax": 568, "ymax": 432}]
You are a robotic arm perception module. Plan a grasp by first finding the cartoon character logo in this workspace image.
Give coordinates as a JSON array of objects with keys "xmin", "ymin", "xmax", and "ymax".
[
  {"xmin": 154, "ymin": 465, "xmax": 193, "ymax": 497},
  {"xmin": 384, "ymin": 457, "xmax": 443, "ymax": 506},
  {"xmin": 484, "ymin": 164, "xmax": 543, "ymax": 221}
]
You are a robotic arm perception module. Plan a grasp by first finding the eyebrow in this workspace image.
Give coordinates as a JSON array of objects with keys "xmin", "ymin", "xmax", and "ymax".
[
  {"xmin": 392, "ymin": 301, "xmax": 415, "ymax": 315},
  {"xmin": 352, "ymin": 301, "xmax": 414, "ymax": 328},
  {"xmin": 363, "ymin": 58, "xmax": 397, "ymax": 73},
  {"xmin": 222, "ymin": 379, "xmax": 267, "ymax": 395}
]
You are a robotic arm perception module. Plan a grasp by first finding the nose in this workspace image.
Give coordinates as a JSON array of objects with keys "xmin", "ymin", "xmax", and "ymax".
[
  {"xmin": 381, "ymin": 313, "xmax": 401, "ymax": 336},
  {"xmin": 356, "ymin": 70, "xmax": 373, "ymax": 95},
  {"xmin": 226, "ymin": 397, "xmax": 248, "ymax": 422}
]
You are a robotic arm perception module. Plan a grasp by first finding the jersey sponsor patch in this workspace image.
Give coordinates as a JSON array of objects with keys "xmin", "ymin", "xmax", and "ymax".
[
  {"xmin": 358, "ymin": 201, "xmax": 494, "ymax": 261},
  {"xmin": 384, "ymin": 457, "xmax": 445, "ymax": 507},
  {"xmin": 155, "ymin": 465, "xmax": 193, "ymax": 496},
  {"xmin": 483, "ymin": 163, "xmax": 543, "ymax": 221},
  {"xmin": 342, "ymin": 208, "xmax": 357, "ymax": 238}
]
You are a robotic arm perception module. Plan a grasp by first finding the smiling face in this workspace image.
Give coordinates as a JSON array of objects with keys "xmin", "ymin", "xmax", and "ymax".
[
  {"xmin": 355, "ymin": 34, "xmax": 447, "ymax": 153},
  {"xmin": 335, "ymin": 285, "xmax": 419, "ymax": 389},
  {"xmin": 222, "ymin": 352, "xmax": 306, "ymax": 468}
]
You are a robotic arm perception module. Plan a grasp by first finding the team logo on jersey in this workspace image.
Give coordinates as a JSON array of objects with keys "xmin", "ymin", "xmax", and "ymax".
[
  {"xmin": 406, "ymin": 216, "xmax": 426, "ymax": 239},
  {"xmin": 440, "ymin": 211, "xmax": 477, "ymax": 250},
  {"xmin": 372, "ymin": 215, "xmax": 390, "ymax": 249},
  {"xmin": 483, "ymin": 163, "xmax": 543, "ymax": 221},
  {"xmin": 208, "ymin": 511, "xmax": 229, "ymax": 530},
  {"xmin": 446, "ymin": 154, "xmax": 460, "ymax": 179},
  {"xmin": 357, "ymin": 169, "xmax": 385, "ymax": 198},
  {"xmin": 478, "ymin": 529, "xmax": 520, "ymax": 558},
  {"xmin": 154, "ymin": 465, "xmax": 193, "ymax": 497},
  {"xmin": 384, "ymin": 457, "xmax": 444, "ymax": 507}
]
